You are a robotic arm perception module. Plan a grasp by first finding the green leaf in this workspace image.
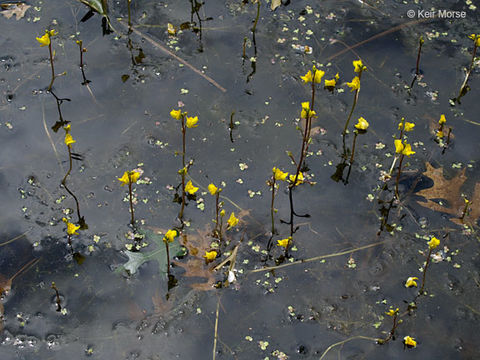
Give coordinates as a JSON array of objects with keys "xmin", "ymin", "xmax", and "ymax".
[{"xmin": 117, "ymin": 229, "xmax": 181, "ymax": 275}]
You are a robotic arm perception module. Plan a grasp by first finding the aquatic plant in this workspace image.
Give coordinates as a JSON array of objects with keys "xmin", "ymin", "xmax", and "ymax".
[
  {"xmin": 410, "ymin": 35, "xmax": 424, "ymax": 89},
  {"xmin": 267, "ymin": 167, "xmax": 288, "ymax": 235},
  {"xmin": 170, "ymin": 108, "xmax": 199, "ymax": 222},
  {"xmin": 208, "ymin": 183, "xmax": 223, "ymax": 238},
  {"xmin": 349, "ymin": 117, "xmax": 369, "ymax": 164},
  {"xmin": 451, "ymin": 33, "xmax": 479, "ymax": 104},
  {"xmin": 61, "ymin": 125, "xmax": 87, "ymax": 229},
  {"xmin": 342, "ymin": 59, "xmax": 367, "ymax": 136},
  {"xmin": 163, "ymin": 229, "xmax": 179, "ymax": 276},
  {"xmin": 76, "ymin": 39, "xmax": 90, "ymax": 85},
  {"xmin": 36, "ymin": 29, "xmax": 57, "ymax": 91},
  {"xmin": 392, "ymin": 117, "xmax": 416, "ymax": 199},
  {"xmin": 118, "ymin": 170, "xmax": 141, "ymax": 227}
]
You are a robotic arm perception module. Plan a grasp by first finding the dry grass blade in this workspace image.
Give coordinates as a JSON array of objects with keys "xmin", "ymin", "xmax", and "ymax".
[
  {"xmin": 250, "ymin": 240, "xmax": 386, "ymax": 273},
  {"xmin": 326, "ymin": 19, "xmax": 430, "ymax": 62},
  {"xmin": 42, "ymin": 101, "xmax": 63, "ymax": 172},
  {"xmin": 117, "ymin": 20, "xmax": 226, "ymax": 93},
  {"xmin": 212, "ymin": 298, "xmax": 220, "ymax": 360},
  {"xmin": 319, "ymin": 335, "xmax": 380, "ymax": 360}
]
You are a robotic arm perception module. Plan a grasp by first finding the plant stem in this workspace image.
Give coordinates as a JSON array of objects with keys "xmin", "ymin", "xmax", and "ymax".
[
  {"xmin": 349, "ymin": 132, "xmax": 358, "ymax": 164},
  {"xmin": 179, "ymin": 115, "xmax": 187, "ymax": 221},
  {"xmin": 419, "ymin": 247, "xmax": 433, "ymax": 295},
  {"xmin": 128, "ymin": 179, "xmax": 135, "ymax": 227},
  {"xmin": 342, "ymin": 71, "xmax": 363, "ymax": 136},
  {"xmin": 165, "ymin": 241, "xmax": 170, "ymax": 276},
  {"xmin": 395, "ymin": 154, "xmax": 405, "ymax": 199},
  {"xmin": 270, "ymin": 178, "xmax": 276, "ymax": 235},
  {"xmin": 251, "ymin": 0, "xmax": 260, "ymax": 33},
  {"xmin": 47, "ymin": 42, "xmax": 55, "ymax": 91},
  {"xmin": 410, "ymin": 35, "xmax": 424, "ymax": 89}
]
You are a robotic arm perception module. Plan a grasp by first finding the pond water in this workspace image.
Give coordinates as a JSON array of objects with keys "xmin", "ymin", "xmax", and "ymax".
[{"xmin": 1, "ymin": 0, "xmax": 480, "ymax": 359}]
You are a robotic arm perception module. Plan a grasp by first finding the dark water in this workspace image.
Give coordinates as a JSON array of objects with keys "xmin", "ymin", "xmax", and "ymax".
[{"xmin": 1, "ymin": 0, "xmax": 480, "ymax": 359}]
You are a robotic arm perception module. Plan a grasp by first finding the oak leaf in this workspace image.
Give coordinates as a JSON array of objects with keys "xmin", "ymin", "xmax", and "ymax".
[
  {"xmin": 416, "ymin": 162, "xmax": 479, "ymax": 226},
  {"xmin": 1, "ymin": 4, "xmax": 31, "ymax": 20}
]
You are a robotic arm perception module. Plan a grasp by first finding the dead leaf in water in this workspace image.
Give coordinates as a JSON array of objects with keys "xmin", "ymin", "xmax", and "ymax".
[
  {"xmin": 175, "ymin": 226, "xmax": 217, "ymax": 291},
  {"xmin": 415, "ymin": 162, "xmax": 479, "ymax": 226},
  {"xmin": 1, "ymin": 3, "xmax": 31, "ymax": 20}
]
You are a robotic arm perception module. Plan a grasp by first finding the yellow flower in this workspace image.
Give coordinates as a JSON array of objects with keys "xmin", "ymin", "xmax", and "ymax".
[
  {"xmin": 346, "ymin": 76, "xmax": 360, "ymax": 91},
  {"xmin": 220, "ymin": 209, "xmax": 226, "ymax": 217},
  {"xmin": 170, "ymin": 109, "xmax": 182, "ymax": 120},
  {"xmin": 47, "ymin": 29, "xmax": 58, "ymax": 37},
  {"xmin": 62, "ymin": 218, "xmax": 80, "ymax": 235},
  {"xmin": 402, "ymin": 143, "xmax": 415, "ymax": 157},
  {"xmin": 398, "ymin": 122, "xmax": 415, "ymax": 131},
  {"xmin": 208, "ymin": 183, "xmax": 219, "ymax": 195},
  {"xmin": 324, "ymin": 78, "xmax": 336, "ymax": 87},
  {"xmin": 186, "ymin": 116, "xmax": 199, "ymax": 128},
  {"xmin": 185, "ymin": 180, "xmax": 199, "ymax": 194},
  {"xmin": 353, "ymin": 59, "xmax": 366, "ymax": 73},
  {"xmin": 354, "ymin": 117, "xmax": 369, "ymax": 130},
  {"xmin": 64, "ymin": 133, "xmax": 76, "ymax": 147},
  {"xmin": 385, "ymin": 307, "xmax": 399, "ymax": 316},
  {"xmin": 163, "ymin": 229, "xmax": 178, "ymax": 243},
  {"xmin": 403, "ymin": 336, "xmax": 417, "ymax": 348},
  {"xmin": 203, "ymin": 250, "xmax": 217, "ymax": 262},
  {"xmin": 63, "ymin": 124, "xmax": 71, "ymax": 133},
  {"xmin": 438, "ymin": 114, "xmax": 446, "ymax": 124},
  {"xmin": 36, "ymin": 33, "xmax": 50, "ymax": 47},
  {"xmin": 300, "ymin": 70, "xmax": 313, "ymax": 83},
  {"xmin": 118, "ymin": 170, "xmax": 141, "ymax": 186},
  {"xmin": 335, "ymin": 73, "xmax": 339, "ymax": 80},
  {"xmin": 273, "ymin": 167, "xmax": 288, "ymax": 181},
  {"xmin": 289, "ymin": 172, "xmax": 304, "ymax": 186},
  {"xmin": 300, "ymin": 102, "xmax": 316, "ymax": 119},
  {"xmin": 167, "ymin": 23, "xmax": 176, "ymax": 36},
  {"xmin": 405, "ymin": 276, "xmax": 418, "ymax": 288},
  {"xmin": 312, "ymin": 67, "xmax": 325, "ymax": 83},
  {"xmin": 436, "ymin": 130, "xmax": 444, "ymax": 138},
  {"xmin": 468, "ymin": 33, "xmax": 480, "ymax": 46},
  {"xmin": 276, "ymin": 238, "xmax": 291, "ymax": 248},
  {"xmin": 394, "ymin": 139, "xmax": 404, "ymax": 153},
  {"xmin": 227, "ymin": 212, "xmax": 239, "ymax": 229},
  {"xmin": 428, "ymin": 236, "xmax": 440, "ymax": 250}
]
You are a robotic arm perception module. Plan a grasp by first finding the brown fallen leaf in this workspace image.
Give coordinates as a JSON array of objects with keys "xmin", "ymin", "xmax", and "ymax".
[
  {"xmin": 416, "ymin": 162, "xmax": 479, "ymax": 226},
  {"xmin": 174, "ymin": 226, "xmax": 217, "ymax": 291},
  {"xmin": 1, "ymin": 3, "xmax": 31, "ymax": 20}
]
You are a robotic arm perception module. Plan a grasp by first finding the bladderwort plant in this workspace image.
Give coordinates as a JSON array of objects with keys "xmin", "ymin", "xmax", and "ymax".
[
  {"xmin": 62, "ymin": 125, "xmax": 87, "ymax": 229},
  {"xmin": 409, "ymin": 35, "xmax": 424, "ymax": 90},
  {"xmin": 76, "ymin": 39, "xmax": 91, "ymax": 85},
  {"xmin": 163, "ymin": 229, "xmax": 179, "ymax": 277},
  {"xmin": 268, "ymin": 167, "xmax": 288, "ymax": 235},
  {"xmin": 283, "ymin": 65, "xmax": 323, "ymax": 241},
  {"xmin": 452, "ymin": 33, "xmax": 479, "ymax": 104},
  {"xmin": 118, "ymin": 169, "xmax": 141, "ymax": 227},
  {"xmin": 208, "ymin": 183, "xmax": 223, "ymax": 239},
  {"xmin": 435, "ymin": 114, "xmax": 452, "ymax": 152},
  {"xmin": 342, "ymin": 59, "xmax": 367, "ymax": 137},
  {"xmin": 170, "ymin": 108, "xmax": 199, "ymax": 223},
  {"xmin": 392, "ymin": 117, "xmax": 416, "ymax": 199},
  {"xmin": 36, "ymin": 29, "xmax": 58, "ymax": 91}
]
